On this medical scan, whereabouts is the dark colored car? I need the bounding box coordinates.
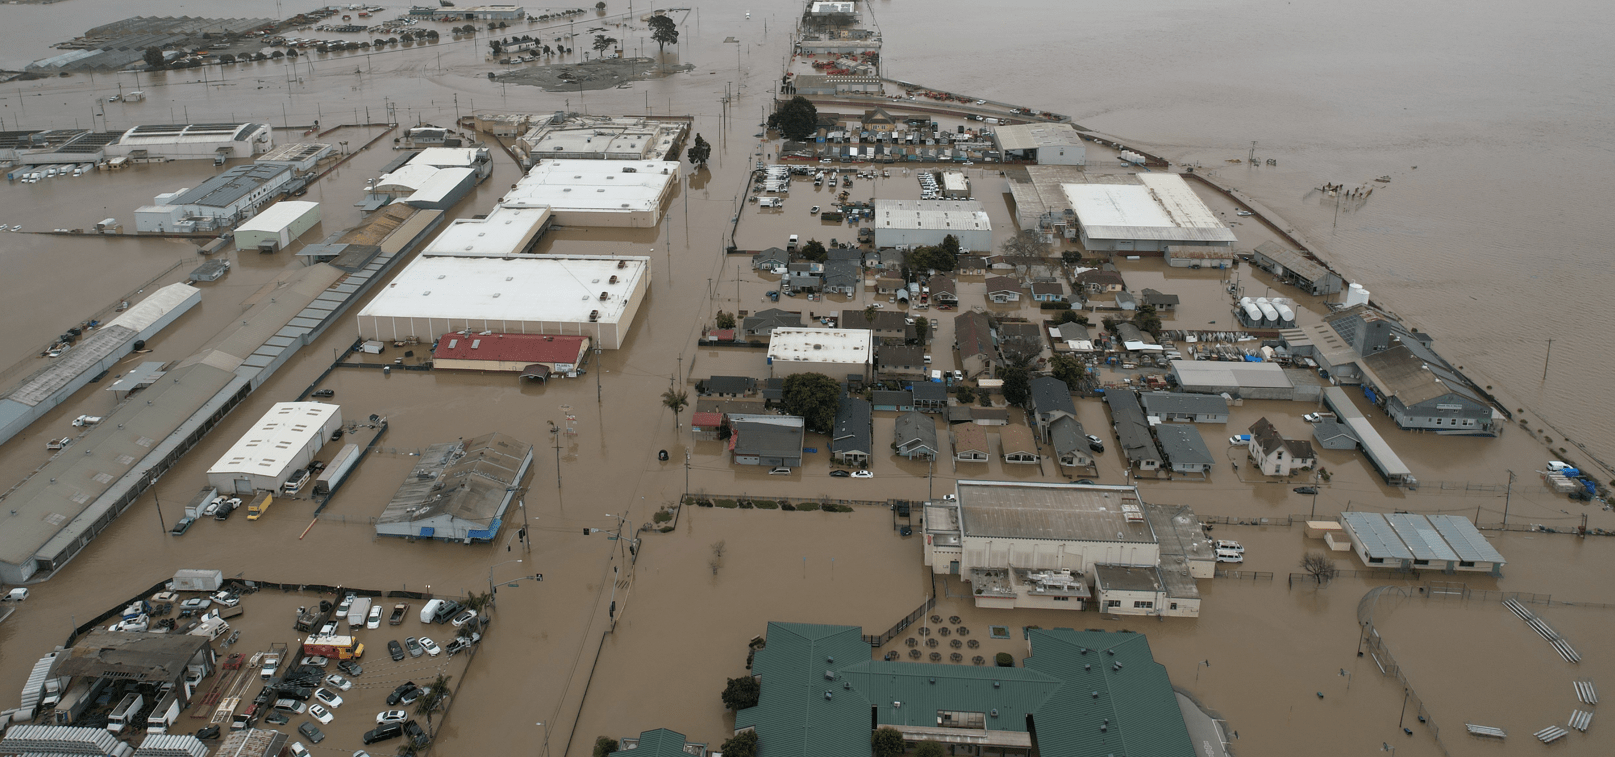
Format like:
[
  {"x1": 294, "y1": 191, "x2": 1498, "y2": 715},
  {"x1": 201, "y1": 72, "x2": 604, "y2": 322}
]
[
  {"x1": 311, "y1": 389, "x2": 335, "y2": 398},
  {"x1": 337, "y1": 659, "x2": 363, "y2": 677},
  {"x1": 364, "y1": 722, "x2": 404, "y2": 745},
  {"x1": 404, "y1": 720, "x2": 429, "y2": 747},
  {"x1": 1293, "y1": 486, "x2": 1319, "y2": 495},
  {"x1": 405, "y1": 637, "x2": 423, "y2": 657},
  {"x1": 298, "y1": 723, "x2": 325, "y2": 744},
  {"x1": 386, "y1": 682, "x2": 421, "y2": 707},
  {"x1": 264, "y1": 711, "x2": 290, "y2": 725},
  {"x1": 1085, "y1": 434, "x2": 1106, "y2": 453},
  {"x1": 277, "y1": 686, "x2": 312, "y2": 701},
  {"x1": 387, "y1": 640, "x2": 404, "y2": 661},
  {"x1": 829, "y1": 470, "x2": 850, "y2": 478},
  {"x1": 194, "y1": 726, "x2": 220, "y2": 740}
]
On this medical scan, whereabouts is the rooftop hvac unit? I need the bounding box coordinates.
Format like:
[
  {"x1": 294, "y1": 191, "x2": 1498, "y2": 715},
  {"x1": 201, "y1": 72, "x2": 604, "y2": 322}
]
[
  {"x1": 617, "y1": 260, "x2": 627, "y2": 268},
  {"x1": 599, "y1": 292, "x2": 609, "y2": 300},
  {"x1": 609, "y1": 275, "x2": 618, "y2": 284},
  {"x1": 589, "y1": 310, "x2": 600, "y2": 322}
]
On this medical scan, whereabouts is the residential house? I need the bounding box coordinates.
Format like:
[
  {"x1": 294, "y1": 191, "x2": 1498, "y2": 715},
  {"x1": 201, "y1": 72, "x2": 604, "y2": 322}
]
[
  {"x1": 862, "y1": 107, "x2": 898, "y2": 132},
  {"x1": 986, "y1": 255, "x2": 1018, "y2": 273},
  {"x1": 1248, "y1": 417, "x2": 1315, "y2": 476},
  {"x1": 1049, "y1": 415, "x2": 1093, "y2": 469},
  {"x1": 953, "y1": 311, "x2": 1000, "y2": 379},
  {"x1": 831, "y1": 397, "x2": 873, "y2": 466},
  {"x1": 1052, "y1": 322, "x2": 1093, "y2": 352},
  {"x1": 741, "y1": 308, "x2": 801, "y2": 338},
  {"x1": 1140, "y1": 289, "x2": 1179, "y2": 312},
  {"x1": 875, "y1": 275, "x2": 908, "y2": 295},
  {"x1": 894, "y1": 411, "x2": 940, "y2": 460},
  {"x1": 871, "y1": 389, "x2": 914, "y2": 412},
  {"x1": 1028, "y1": 376, "x2": 1077, "y2": 441},
  {"x1": 826, "y1": 247, "x2": 863, "y2": 264},
  {"x1": 945, "y1": 406, "x2": 974, "y2": 425},
  {"x1": 1115, "y1": 291, "x2": 1138, "y2": 311},
  {"x1": 986, "y1": 276, "x2": 1022, "y2": 303},
  {"x1": 761, "y1": 378, "x2": 785, "y2": 405},
  {"x1": 752, "y1": 247, "x2": 790, "y2": 270},
  {"x1": 823, "y1": 260, "x2": 859, "y2": 296},
  {"x1": 952, "y1": 424, "x2": 990, "y2": 462},
  {"x1": 784, "y1": 272, "x2": 822, "y2": 293},
  {"x1": 956, "y1": 256, "x2": 988, "y2": 276},
  {"x1": 928, "y1": 274, "x2": 958, "y2": 305},
  {"x1": 1139, "y1": 392, "x2": 1229, "y2": 424},
  {"x1": 996, "y1": 321, "x2": 1046, "y2": 365},
  {"x1": 1031, "y1": 281, "x2": 1068, "y2": 302},
  {"x1": 877, "y1": 344, "x2": 927, "y2": 380},
  {"x1": 971, "y1": 407, "x2": 1009, "y2": 426},
  {"x1": 696, "y1": 397, "x2": 766, "y2": 416},
  {"x1": 1000, "y1": 424, "x2": 1040, "y2": 464},
  {"x1": 729, "y1": 415, "x2": 805, "y2": 468},
  {"x1": 878, "y1": 249, "x2": 905, "y2": 271},
  {"x1": 1155, "y1": 424, "x2": 1214, "y2": 476},
  {"x1": 698, "y1": 376, "x2": 756, "y2": 398},
  {"x1": 911, "y1": 381, "x2": 949, "y2": 412},
  {"x1": 1105, "y1": 388, "x2": 1163, "y2": 471},
  {"x1": 841, "y1": 309, "x2": 916, "y2": 344},
  {"x1": 1075, "y1": 268, "x2": 1126, "y2": 295}
]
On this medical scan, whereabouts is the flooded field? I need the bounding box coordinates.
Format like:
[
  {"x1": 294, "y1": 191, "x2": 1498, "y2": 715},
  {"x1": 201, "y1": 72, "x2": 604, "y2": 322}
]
[{"x1": 0, "y1": 2, "x2": 1612, "y2": 756}]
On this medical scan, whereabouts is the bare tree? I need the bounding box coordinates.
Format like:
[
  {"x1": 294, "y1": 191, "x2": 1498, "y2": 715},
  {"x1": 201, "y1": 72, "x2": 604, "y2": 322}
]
[
  {"x1": 1300, "y1": 551, "x2": 1339, "y2": 584},
  {"x1": 999, "y1": 228, "x2": 1051, "y2": 259},
  {"x1": 709, "y1": 540, "x2": 727, "y2": 575}
]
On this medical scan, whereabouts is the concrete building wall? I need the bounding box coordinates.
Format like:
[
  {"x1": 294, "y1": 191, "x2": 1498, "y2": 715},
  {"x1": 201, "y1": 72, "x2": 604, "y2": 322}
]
[
  {"x1": 1037, "y1": 144, "x2": 1085, "y2": 166},
  {"x1": 962, "y1": 535, "x2": 1159, "y2": 576},
  {"x1": 875, "y1": 226, "x2": 992, "y2": 251}
]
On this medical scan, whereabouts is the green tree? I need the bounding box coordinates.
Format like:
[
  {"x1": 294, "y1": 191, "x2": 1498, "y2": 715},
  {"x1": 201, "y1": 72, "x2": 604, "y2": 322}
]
[
  {"x1": 781, "y1": 373, "x2": 840, "y2": 434},
  {"x1": 592, "y1": 736, "x2": 619, "y2": 757},
  {"x1": 721, "y1": 676, "x2": 761, "y2": 711},
  {"x1": 143, "y1": 47, "x2": 165, "y2": 68},
  {"x1": 768, "y1": 96, "x2": 819, "y2": 141},
  {"x1": 872, "y1": 727, "x2": 906, "y2": 757},
  {"x1": 906, "y1": 245, "x2": 954, "y2": 273},
  {"x1": 799, "y1": 239, "x2": 827, "y2": 262},
  {"x1": 914, "y1": 740, "x2": 946, "y2": 757},
  {"x1": 862, "y1": 305, "x2": 877, "y2": 323},
  {"x1": 1050, "y1": 354, "x2": 1085, "y2": 389},
  {"x1": 940, "y1": 234, "x2": 961, "y2": 256},
  {"x1": 662, "y1": 387, "x2": 690, "y2": 429},
  {"x1": 1061, "y1": 249, "x2": 1084, "y2": 264},
  {"x1": 1057, "y1": 309, "x2": 1089, "y2": 326},
  {"x1": 218, "y1": 53, "x2": 237, "y2": 64},
  {"x1": 1133, "y1": 304, "x2": 1163, "y2": 338},
  {"x1": 915, "y1": 318, "x2": 930, "y2": 342},
  {"x1": 595, "y1": 1, "x2": 606, "y2": 8},
  {"x1": 414, "y1": 673, "x2": 452, "y2": 730},
  {"x1": 592, "y1": 34, "x2": 617, "y2": 55},
  {"x1": 715, "y1": 310, "x2": 736, "y2": 330},
  {"x1": 686, "y1": 133, "x2": 711, "y2": 167},
  {"x1": 955, "y1": 385, "x2": 976, "y2": 404},
  {"x1": 999, "y1": 365, "x2": 1030, "y2": 407},
  {"x1": 720, "y1": 730, "x2": 758, "y2": 757},
  {"x1": 648, "y1": 14, "x2": 679, "y2": 51}
]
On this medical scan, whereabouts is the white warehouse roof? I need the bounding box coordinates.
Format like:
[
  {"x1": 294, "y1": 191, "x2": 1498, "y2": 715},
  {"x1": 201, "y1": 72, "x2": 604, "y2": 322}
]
[
  {"x1": 767, "y1": 327, "x2": 873, "y2": 365},
  {"x1": 235, "y1": 201, "x2": 319, "y2": 234},
  {"x1": 1063, "y1": 174, "x2": 1236, "y2": 244},
  {"x1": 504, "y1": 159, "x2": 678, "y2": 214},
  {"x1": 874, "y1": 199, "x2": 991, "y2": 233},
  {"x1": 359, "y1": 254, "x2": 649, "y2": 328},
  {"x1": 374, "y1": 163, "x2": 442, "y2": 193},
  {"x1": 994, "y1": 122, "x2": 1084, "y2": 151},
  {"x1": 423, "y1": 204, "x2": 550, "y2": 255},
  {"x1": 407, "y1": 167, "x2": 476, "y2": 205},
  {"x1": 206, "y1": 402, "x2": 340, "y2": 482},
  {"x1": 409, "y1": 147, "x2": 483, "y2": 169}
]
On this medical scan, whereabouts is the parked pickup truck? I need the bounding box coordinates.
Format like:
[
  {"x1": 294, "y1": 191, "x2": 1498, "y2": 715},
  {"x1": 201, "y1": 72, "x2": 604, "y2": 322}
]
[{"x1": 387, "y1": 603, "x2": 409, "y2": 626}]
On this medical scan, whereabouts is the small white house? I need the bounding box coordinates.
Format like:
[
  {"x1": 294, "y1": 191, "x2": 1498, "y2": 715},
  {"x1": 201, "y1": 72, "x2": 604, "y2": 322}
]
[{"x1": 1248, "y1": 417, "x2": 1316, "y2": 476}]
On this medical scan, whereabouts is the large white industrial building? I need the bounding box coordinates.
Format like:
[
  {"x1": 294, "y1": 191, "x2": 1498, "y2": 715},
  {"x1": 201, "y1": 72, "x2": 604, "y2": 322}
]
[
  {"x1": 206, "y1": 402, "x2": 342, "y2": 494},
  {"x1": 422, "y1": 204, "x2": 551, "y2": 256},
  {"x1": 1063, "y1": 174, "x2": 1236, "y2": 252},
  {"x1": 515, "y1": 115, "x2": 688, "y2": 165},
  {"x1": 356, "y1": 254, "x2": 650, "y2": 349},
  {"x1": 765, "y1": 327, "x2": 873, "y2": 380},
  {"x1": 233, "y1": 201, "x2": 321, "y2": 251},
  {"x1": 105, "y1": 123, "x2": 273, "y2": 161},
  {"x1": 502, "y1": 159, "x2": 679, "y2": 228},
  {"x1": 993, "y1": 122, "x2": 1086, "y2": 165},
  {"x1": 134, "y1": 164, "x2": 295, "y2": 232},
  {"x1": 872, "y1": 199, "x2": 992, "y2": 251}
]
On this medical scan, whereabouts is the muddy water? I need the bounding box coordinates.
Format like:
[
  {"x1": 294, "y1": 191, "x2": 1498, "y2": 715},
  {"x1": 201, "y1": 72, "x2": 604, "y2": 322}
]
[{"x1": 1, "y1": 2, "x2": 1613, "y2": 756}]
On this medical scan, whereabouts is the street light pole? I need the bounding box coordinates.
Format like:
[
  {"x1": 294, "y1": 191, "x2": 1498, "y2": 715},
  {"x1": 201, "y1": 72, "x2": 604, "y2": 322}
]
[{"x1": 488, "y1": 559, "x2": 522, "y2": 605}]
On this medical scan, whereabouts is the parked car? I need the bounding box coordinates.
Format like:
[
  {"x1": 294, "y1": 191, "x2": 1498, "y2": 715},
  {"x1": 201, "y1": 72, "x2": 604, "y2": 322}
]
[
  {"x1": 386, "y1": 682, "x2": 422, "y2": 707},
  {"x1": 375, "y1": 710, "x2": 408, "y2": 725},
  {"x1": 363, "y1": 722, "x2": 403, "y2": 745},
  {"x1": 446, "y1": 632, "x2": 481, "y2": 657},
  {"x1": 299, "y1": 656, "x2": 329, "y2": 668},
  {"x1": 264, "y1": 711, "x2": 290, "y2": 725},
  {"x1": 179, "y1": 597, "x2": 212, "y2": 611},
  {"x1": 387, "y1": 641, "x2": 404, "y2": 661},
  {"x1": 1215, "y1": 540, "x2": 1244, "y2": 553},
  {"x1": 851, "y1": 471, "x2": 873, "y2": 479},
  {"x1": 419, "y1": 637, "x2": 441, "y2": 656},
  {"x1": 367, "y1": 606, "x2": 383, "y2": 629},
  {"x1": 450, "y1": 609, "x2": 478, "y2": 627},
  {"x1": 314, "y1": 689, "x2": 343, "y2": 708},
  {"x1": 323, "y1": 674, "x2": 352, "y2": 691},
  {"x1": 298, "y1": 722, "x2": 325, "y2": 743},
  {"x1": 404, "y1": 637, "x2": 423, "y2": 658},
  {"x1": 1228, "y1": 434, "x2": 1251, "y2": 445},
  {"x1": 308, "y1": 704, "x2": 334, "y2": 724},
  {"x1": 403, "y1": 720, "x2": 428, "y2": 747},
  {"x1": 1085, "y1": 434, "x2": 1105, "y2": 453},
  {"x1": 194, "y1": 726, "x2": 220, "y2": 740},
  {"x1": 337, "y1": 659, "x2": 363, "y2": 677},
  {"x1": 1303, "y1": 412, "x2": 1336, "y2": 422},
  {"x1": 288, "y1": 742, "x2": 311, "y2": 757},
  {"x1": 829, "y1": 470, "x2": 850, "y2": 478},
  {"x1": 311, "y1": 389, "x2": 335, "y2": 398},
  {"x1": 1215, "y1": 549, "x2": 1244, "y2": 564},
  {"x1": 1293, "y1": 486, "x2": 1318, "y2": 495},
  {"x1": 318, "y1": 622, "x2": 339, "y2": 636}
]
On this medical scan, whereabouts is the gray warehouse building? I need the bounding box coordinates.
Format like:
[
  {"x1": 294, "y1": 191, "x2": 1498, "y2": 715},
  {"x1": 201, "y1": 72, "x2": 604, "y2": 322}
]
[
  {"x1": 1251, "y1": 241, "x2": 1344, "y2": 296},
  {"x1": 1170, "y1": 360, "x2": 1297, "y2": 401},
  {"x1": 1140, "y1": 392, "x2": 1229, "y2": 423},
  {"x1": 376, "y1": 433, "x2": 533, "y2": 543},
  {"x1": 872, "y1": 199, "x2": 992, "y2": 251}
]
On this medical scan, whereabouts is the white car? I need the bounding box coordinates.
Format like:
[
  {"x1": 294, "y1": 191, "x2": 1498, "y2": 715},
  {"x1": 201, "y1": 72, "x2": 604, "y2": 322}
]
[
  {"x1": 366, "y1": 606, "x2": 383, "y2": 630},
  {"x1": 314, "y1": 689, "x2": 343, "y2": 708},
  {"x1": 419, "y1": 637, "x2": 441, "y2": 656},
  {"x1": 851, "y1": 471, "x2": 873, "y2": 479},
  {"x1": 376, "y1": 710, "x2": 408, "y2": 725},
  {"x1": 323, "y1": 674, "x2": 352, "y2": 691},
  {"x1": 211, "y1": 591, "x2": 240, "y2": 607},
  {"x1": 450, "y1": 609, "x2": 479, "y2": 627},
  {"x1": 289, "y1": 743, "x2": 311, "y2": 757},
  {"x1": 1302, "y1": 412, "x2": 1335, "y2": 423},
  {"x1": 309, "y1": 704, "x2": 334, "y2": 724},
  {"x1": 1546, "y1": 461, "x2": 1573, "y2": 472},
  {"x1": 1214, "y1": 540, "x2": 1244, "y2": 553}
]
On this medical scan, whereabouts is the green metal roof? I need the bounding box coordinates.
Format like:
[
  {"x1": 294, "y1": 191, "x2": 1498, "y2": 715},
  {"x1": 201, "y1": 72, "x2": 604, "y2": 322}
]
[
  {"x1": 610, "y1": 728, "x2": 693, "y2": 757},
  {"x1": 738, "y1": 622, "x2": 1194, "y2": 757}
]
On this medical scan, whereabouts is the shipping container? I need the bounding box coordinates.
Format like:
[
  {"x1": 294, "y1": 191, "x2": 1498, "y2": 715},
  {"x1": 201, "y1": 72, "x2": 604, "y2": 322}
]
[{"x1": 314, "y1": 444, "x2": 361, "y2": 496}]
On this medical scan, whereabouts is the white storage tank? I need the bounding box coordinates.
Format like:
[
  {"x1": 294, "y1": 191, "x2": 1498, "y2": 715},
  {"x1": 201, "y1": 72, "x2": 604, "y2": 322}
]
[
  {"x1": 1242, "y1": 301, "x2": 1263, "y2": 323},
  {"x1": 1256, "y1": 298, "x2": 1280, "y2": 323},
  {"x1": 1345, "y1": 283, "x2": 1370, "y2": 307}
]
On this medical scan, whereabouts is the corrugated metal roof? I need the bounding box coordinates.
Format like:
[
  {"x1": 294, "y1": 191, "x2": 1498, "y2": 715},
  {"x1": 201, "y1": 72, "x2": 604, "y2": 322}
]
[
  {"x1": 1429, "y1": 515, "x2": 1506, "y2": 564},
  {"x1": 1385, "y1": 513, "x2": 1459, "y2": 562},
  {"x1": 1339, "y1": 512, "x2": 1413, "y2": 560}
]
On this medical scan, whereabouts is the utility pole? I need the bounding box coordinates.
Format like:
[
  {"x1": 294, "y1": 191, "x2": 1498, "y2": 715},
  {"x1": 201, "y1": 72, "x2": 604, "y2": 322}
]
[
  {"x1": 684, "y1": 451, "x2": 691, "y2": 502},
  {"x1": 1502, "y1": 470, "x2": 1514, "y2": 526},
  {"x1": 547, "y1": 421, "x2": 563, "y2": 508},
  {"x1": 594, "y1": 348, "x2": 603, "y2": 403},
  {"x1": 1542, "y1": 339, "x2": 1553, "y2": 381},
  {"x1": 150, "y1": 474, "x2": 166, "y2": 533},
  {"x1": 1310, "y1": 473, "x2": 1320, "y2": 518}
]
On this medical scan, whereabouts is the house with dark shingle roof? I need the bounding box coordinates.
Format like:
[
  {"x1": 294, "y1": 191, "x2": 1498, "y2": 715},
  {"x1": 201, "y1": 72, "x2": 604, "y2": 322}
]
[
  {"x1": 736, "y1": 622, "x2": 1196, "y2": 757},
  {"x1": 953, "y1": 311, "x2": 1000, "y2": 379},
  {"x1": 1248, "y1": 417, "x2": 1315, "y2": 476},
  {"x1": 1028, "y1": 376, "x2": 1076, "y2": 440},
  {"x1": 752, "y1": 247, "x2": 791, "y2": 270},
  {"x1": 927, "y1": 274, "x2": 958, "y2": 304},
  {"x1": 893, "y1": 411, "x2": 939, "y2": 460},
  {"x1": 699, "y1": 376, "x2": 757, "y2": 397},
  {"x1": 831, "y1": 397, "x2": 873, "y2": 466},
  {"x1": 1049, "y1": 415, "x2": 1093, "y2": 469},
  {"x1": 985, "y1": 275, "x2": 1022, "y2": 303},
  {"x1": 877, "y1": 344, "x2": 926, "y2": 380},
  {"x1": 742, "y1": 308, "x2": 802, "y2": 338},
  {"x1": 952, "y1": 424, "x2": 990, "y2": 462}
]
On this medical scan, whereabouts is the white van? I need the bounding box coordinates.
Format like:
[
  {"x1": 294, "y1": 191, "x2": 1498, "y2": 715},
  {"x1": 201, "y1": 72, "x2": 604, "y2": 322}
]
[
  {"x1": 419, "y1": 599, "x2": 446, "y2": 624},
  {"x1": 1546, "y1": 461, "x2": 1573, "y2": 472},
  {"x1": 1215, "y1": 549, "x2": 1244, "y2": 564},
  {"x1": 758, "y1": 197, "x2": 783, "y2": 208},
  {"x1": 787, "y1": 234, "x2": 799, "y2": 250}
]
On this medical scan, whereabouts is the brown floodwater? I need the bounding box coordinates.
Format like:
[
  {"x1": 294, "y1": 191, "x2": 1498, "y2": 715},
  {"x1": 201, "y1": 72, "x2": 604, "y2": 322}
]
[{"x1": 2, "y1": 3, "x2": 1614, "y2": 757}]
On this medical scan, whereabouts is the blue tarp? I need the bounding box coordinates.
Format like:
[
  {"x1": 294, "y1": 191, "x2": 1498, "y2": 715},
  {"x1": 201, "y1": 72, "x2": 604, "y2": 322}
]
[
  {"x1": 419, "y1": 526, "x2": 435, "y2": 537},
  {"x1": 1243, "y1": 354, "x2": 1263, "y2": 362},
  {"x1": 1364, "y1": 387, "x2": 1379, "y2": 403}
]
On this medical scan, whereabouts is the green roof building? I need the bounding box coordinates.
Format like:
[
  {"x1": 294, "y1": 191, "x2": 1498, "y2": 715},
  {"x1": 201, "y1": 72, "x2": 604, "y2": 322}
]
[
  {"x1": 609, "y1": 728, "x2": 707, "y2": 757},
  {"x1": 736, "y1": 622, "x2": 1194, "y2": 757}
]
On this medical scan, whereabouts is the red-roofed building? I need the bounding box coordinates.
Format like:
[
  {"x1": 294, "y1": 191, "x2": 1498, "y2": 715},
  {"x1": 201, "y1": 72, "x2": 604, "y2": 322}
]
[
  {"x1": 691, "y1": 411, "x2": 726, "y2": 441},
  {"x1": 433, "y1": 333, "x2": 591, "y2": 380}
]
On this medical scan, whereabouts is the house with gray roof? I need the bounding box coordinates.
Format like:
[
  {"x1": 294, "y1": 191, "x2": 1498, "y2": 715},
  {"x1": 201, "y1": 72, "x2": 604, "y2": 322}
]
[
  {"x1": 893, "y1": 411, "x2": 939, "y2": 460},
  {"x1": 1247, "y1": 417, "x2": 1314, "y2": 476},
  {"x1": 877, "y1": 344, "x2": 926, "y2": 380},
  {"x1": 927, "y1": 274, "x2": 958, "y2": 304},
  {"x1": 1139, "y1": 288, "x2": 1179, "y2": 311},
  {"x1": 1104, "y1": 389, "x2": 1162, "y2": 471},
  {"x1": 1154, "y1": 424, "x2": 1214, "y2": 476},
  {"x1": 1028, "y1": 376, "x2": 1076, "y2": 440},
  {"x1": 870, "y1": 389, "x2": 913, "y2": 412},
  {"x1": 699, "y1": 375, "x2": 757, "y2": 397},
  {"x1": 730, "y1": 415, "x2": 804, "y2": 468},
  {"x1": 742, "y1": 308, "x2": 801, "y2": 338},
  {"x1": 830, "y1": 397, "x2": 873, "y2": 466},
  {"x1": 823, "y1": 259, "x2": 859, "y2": 296},
  {"x1": 1139, "y1": 392, "x2": 1228, "y2": 423},
  {"x1": 910, "y1": 381, "x2": 948, "y2": 412},
  {"x1": 953, "y1": 311, "x2": 999, "y2": 379},
  {"x1": 752, "y1": 247, "x2": 790, "y2": 270},
  {"x1": 1048, "y1": 415, "x2": 1093, "y2": 469},
  {"x1": 986, "y1": 275, "x2": 1022, "y2": 303}
]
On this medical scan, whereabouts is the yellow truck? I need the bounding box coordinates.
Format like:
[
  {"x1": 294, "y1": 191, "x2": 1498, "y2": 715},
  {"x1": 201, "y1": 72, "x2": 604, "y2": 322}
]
[{"x1": 246, "y1": 492, "x2": 274, "y2": 521}]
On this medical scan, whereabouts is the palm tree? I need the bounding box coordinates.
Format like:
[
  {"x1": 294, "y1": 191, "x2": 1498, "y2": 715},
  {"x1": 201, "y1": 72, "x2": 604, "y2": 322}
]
[
  {"x1": 661, "y1": 387, "x2": 689, "y2": 429},
  {"x1": 414, "y1": 673, "x2": 454, "y2": 730}
]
